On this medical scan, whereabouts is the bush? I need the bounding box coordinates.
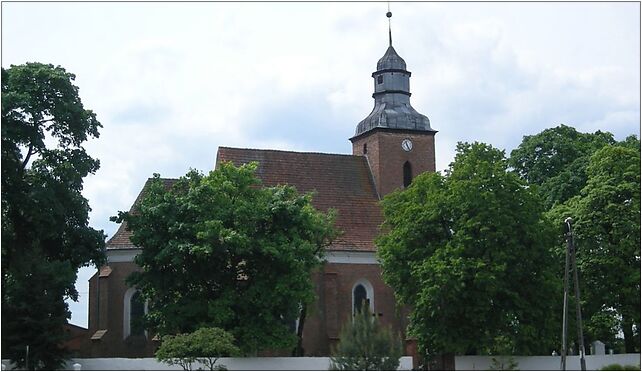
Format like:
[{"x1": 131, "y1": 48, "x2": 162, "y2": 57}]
[
  {"x1": 600, "y1": 364, "x2": 640, "y2": 371},
  {"x1": 489, "y1": 356, "x2": 519, "y2": 370},
  {"x1": 156, "y1": 327, "x2": 240, "y2": 371},
  {"x1": 330, "y1": 306, "x2": 402, "y2": 370}
]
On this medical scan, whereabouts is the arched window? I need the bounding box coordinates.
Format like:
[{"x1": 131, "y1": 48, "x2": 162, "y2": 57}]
[
  {"x1": 363, "y1": 143, "x2": 368, "y2": 154},
  {"x1": 403, "y1": 161, "x2": 412, "y2": 188},
  {"x1": 352, "y1": 280, "x2": 374, "y2": 316},
  {"x1": 123, "y1": 288, "x2": 147, "y2": 339},
  {"x1": 130, "y1": 292, "x2": 145, "y2": 336},
  {"x1": 354, "y1": 285, "x2": 368, "y2": 314}
]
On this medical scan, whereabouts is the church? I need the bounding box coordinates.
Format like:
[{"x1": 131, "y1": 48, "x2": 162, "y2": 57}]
[{"x1": 83, "y1": 16, "x2": 437, "y2": 359}]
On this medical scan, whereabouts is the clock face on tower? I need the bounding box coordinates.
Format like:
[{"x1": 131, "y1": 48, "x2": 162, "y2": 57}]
[{"x1": 401, "y1": 138, "x2": 413, "y2": 152}]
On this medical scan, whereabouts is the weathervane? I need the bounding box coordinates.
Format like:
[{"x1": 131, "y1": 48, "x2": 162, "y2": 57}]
[{"x1": 387, "y1": 2, "x2": 393, "y2": 47}]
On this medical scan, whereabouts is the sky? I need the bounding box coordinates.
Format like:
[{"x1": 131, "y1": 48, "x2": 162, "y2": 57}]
[{"x1": 2, "y1": 2, "x2": 640, "y2": 328}]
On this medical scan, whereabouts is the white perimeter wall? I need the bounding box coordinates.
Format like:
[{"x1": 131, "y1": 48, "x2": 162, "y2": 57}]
[
  {"x1": 455, "y1": 354, "x2": 641, "y2": 370},
  {"x1": 4, "y1": 355, "x2": 639, "y2": 371},
  {"x1": 45, "y1": 356, "x2": 413, "y2": 371}
]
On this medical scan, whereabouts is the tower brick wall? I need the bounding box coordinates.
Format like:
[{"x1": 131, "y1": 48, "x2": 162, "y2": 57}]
[{"x1": 352, "y1": 130, "x2": 436, "y2": 197}]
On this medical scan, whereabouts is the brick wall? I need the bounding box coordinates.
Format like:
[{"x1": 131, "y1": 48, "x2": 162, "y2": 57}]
[
  {"x1": 87, "y1": 262, "x2": 158, "y2": 358},
  {"x1": 84, "y1": 261, "x2": 409, "y2": 358},
  {"x1": 351, "y1": 129, "x2": 436, "y2": 197},
  {"x1": 300, "y1": 262, "x2": 409, "y2": 356}
]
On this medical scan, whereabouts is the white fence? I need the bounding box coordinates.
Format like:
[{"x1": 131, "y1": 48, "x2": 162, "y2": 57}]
[
  {"x1": 52, "y1": 356, "x2": 414, "y2": 370},
  {"x1": 455, "y1": 353, "x2": 640, "y2": 370},
  {"x1": 3, "y1": 354, "x2": 639, "y2": 370}
]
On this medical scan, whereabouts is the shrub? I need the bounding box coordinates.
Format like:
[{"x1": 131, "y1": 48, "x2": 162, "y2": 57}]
[
  {"x1": 330, "y1": 306, "x2": 402, "y2": 370},
  {"x1": 600, "y1": 364, "x2": 640, "y2": 371},
  {"x1": 156, "y1": 327, "x2": 240, "y2": 371},
  {"x1": 489, "y1": 356, "x2": 519, "y2": 370}
]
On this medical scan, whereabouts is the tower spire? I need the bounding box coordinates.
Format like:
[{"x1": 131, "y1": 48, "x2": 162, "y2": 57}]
[
  {"x1": 353, "y1": 12, "x2": 434, "y2": 139},
  {"x1": 387, "y1": 3, "x2": 392, "y2": 47}
]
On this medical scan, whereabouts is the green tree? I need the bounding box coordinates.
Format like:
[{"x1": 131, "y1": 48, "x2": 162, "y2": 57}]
[
  {"x1": 114, "y1": 162, "x2": 337, "y2": 354},
  {"x1": 377, "y1": 142, "x2": 558, "y2": 362},
  {"x1": 156, "y1": 327, "x2": 240, "y2": 371},
  {"x1": 509, "y1": 124, "x2": 615, "y2": 209},
  {"x1": 549, "y1": 142, "x2": 640, "y2": 352},
  {"x1": 330, "y1": 306, "x2": 402, "y2": 371},
  {"x1": 618, "y1": 134, "x2": 641, "y2": 151},
  {"x1": 511, "y1": 124, "x2": 640, "y2": 352},
  {"x1": 1, "y1": 63, "x2": 105, "y2": 369}
]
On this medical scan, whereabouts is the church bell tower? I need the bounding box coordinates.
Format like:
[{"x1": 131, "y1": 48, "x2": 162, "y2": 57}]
[{"x1": 350, "y1": 11, "x2": 437, "y2": 197}]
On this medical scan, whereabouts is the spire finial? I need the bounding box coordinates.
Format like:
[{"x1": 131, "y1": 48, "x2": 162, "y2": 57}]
[{"x1": 386, "y1": 3, "x2": 392, "y2": 47}]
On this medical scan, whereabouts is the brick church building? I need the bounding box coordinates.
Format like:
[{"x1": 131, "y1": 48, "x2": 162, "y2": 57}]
[{"x1": 84, "y1": 28, "x2": 437, "y2": 358}]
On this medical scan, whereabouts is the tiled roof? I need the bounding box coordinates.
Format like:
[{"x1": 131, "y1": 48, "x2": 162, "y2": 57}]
[
  {"x1": 106, "y1": 178, "x2": 177, "y2": 249},
  {"x1": 217, "y1": 147, "x2": 381, "y2": 252},
  {"x1": 107, "y1": 148, "x2": 381, "y2": 252}
]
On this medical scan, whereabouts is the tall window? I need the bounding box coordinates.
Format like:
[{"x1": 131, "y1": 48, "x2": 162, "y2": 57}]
[
  {"x1": 403, "y1": 161, "x2": 413, "y2": 187},
  {"x1": 354, "y1": 285, "x2": 368, "y2": 314},
  {"x1": 130, "y1": 292, "x2": 145, "y2": 336},
  {"x1": 352, "y1": 280, "x2": 374, "y2": 316},
  {"x1": 123, "y1": 288, "x2": 147, "y2": 339},
  {"x1": 363, "y1": 143, "x2": 368, "y2": 154}
]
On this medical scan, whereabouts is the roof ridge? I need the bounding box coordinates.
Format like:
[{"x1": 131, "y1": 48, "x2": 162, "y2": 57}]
[
  {"x1": 218, "y1": 146, "x2": 363, "y2": 158},
  {"x1": 146, "y1": 177, "x2": 179, "y2": 181}
]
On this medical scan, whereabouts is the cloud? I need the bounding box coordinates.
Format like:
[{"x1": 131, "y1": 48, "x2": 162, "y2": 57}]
[{"x1": 406, "y1": 3, "x2": 639, "y2": 164}]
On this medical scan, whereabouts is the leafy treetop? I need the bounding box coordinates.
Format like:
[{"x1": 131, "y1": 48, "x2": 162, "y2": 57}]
[
  {"x1": 1, "y1": 63, "x2": 105, "y2": 369},
  {"x1": 548, "y1": 141, "x2": 640, "y2": 352},
  {"x1": 114, "y1": 162, "x2": 337, "y2": 354},
  {"x1": 377, "y1": 142, "x2": 558, "y2": 359},
  {"x1": 509, "y1": 124, "x2": 615, "y2": 208}
]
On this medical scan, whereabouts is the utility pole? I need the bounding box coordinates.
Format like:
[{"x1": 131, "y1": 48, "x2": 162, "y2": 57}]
[
  {"x1": 560, "y1": 217, "x2": 586, "y2": 371},
  {"x1": 561, "y1": 218, "x2": 571, "y2": 371},
  {"x1": 568, "y1": 218, "x2": 587, "y2": 370}
]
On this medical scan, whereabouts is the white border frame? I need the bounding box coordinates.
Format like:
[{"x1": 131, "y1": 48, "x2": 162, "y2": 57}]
[
  {"x1": 123, "y1": 288, "x2": 148, "y2": 339},
  {"x1": 107, "y1": 248, "x2": 141, "y2": 263},
  {"x1": 326, "y1": 251, "x2": 378, "y2": 264},
  {"x1": 108, "y1": 249, "x2": 379, "y2": 265}
]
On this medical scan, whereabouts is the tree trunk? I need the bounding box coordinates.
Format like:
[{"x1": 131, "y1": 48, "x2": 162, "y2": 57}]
[
  {"x1": 292, "y1": 304, "x2": 307, "y2": 356},
  {"x1": 622, "y1": 317, "x2": 635, "y2": 353}
]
